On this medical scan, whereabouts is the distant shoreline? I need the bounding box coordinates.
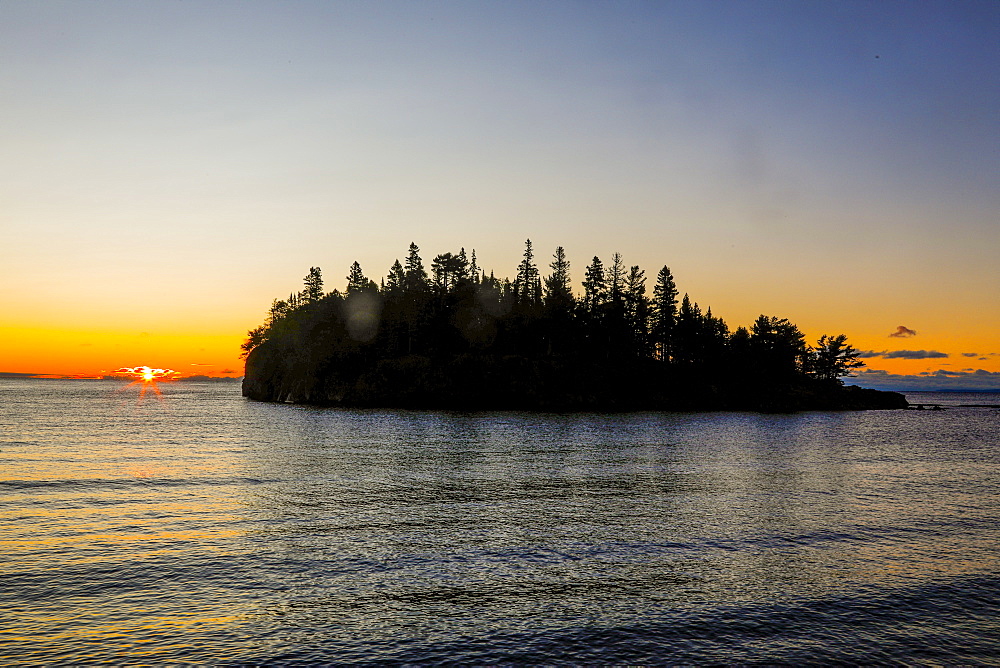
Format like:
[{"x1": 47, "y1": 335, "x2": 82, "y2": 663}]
[{"x1": 0, "y1": 372, "x2": 243, "y2": 382}]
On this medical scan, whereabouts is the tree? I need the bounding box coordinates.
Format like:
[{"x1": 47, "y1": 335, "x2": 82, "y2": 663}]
[
  {"x1": 651, "y1": 266, "x2": 678, "y2": 361},
  {"x1": 543, "y1": 246, "x2": 573, "y2": 310},
  {"x1": 624, "y1": 265, "x2": 649, "y2": 356},
  {"x1": 582, "y1": 256, "x2": 607, "y2": 312},
  {"x1": 468, "y1": 249, "x2": 481, "y2": 284},
  {"x1": 302, "y1": 266, "x2": 324, "y2": 303},
  {"x1": 269, "y1": 298, "x2": 290, "y2": 323},
  {"x1": 431, "y1": 251, "x2": 469, "y2": 294},
  {"x1": 672, "y1": 294, "x2": 702, "y2": 366},
  {"x1": 403, "y1": 243, "x2": 429, "y2": 294},
  {"x1": 608, "y1": 252, "x2": 626, "y2": 304},
  {"x1": 750, "y1": 315, "x2": 808, "y2": 377},
  {"x1": 384, "y1": 259, "x2": 405, "y2": 298},
  {"x1": 455, "y1": 248, "x2": 471, "y2": 285},
  {"x1": 514, "y1": 239, "x2": 541, "y2": 306},
  {"x1": 810, "y1": 334, "x2": 864, "y2": 382},
  {"x1": 240, "y1": 325, "x2": 268, "y2": 358},
  {"x1": 346, "y1": 261, "x2": 375, "y2": 295}
]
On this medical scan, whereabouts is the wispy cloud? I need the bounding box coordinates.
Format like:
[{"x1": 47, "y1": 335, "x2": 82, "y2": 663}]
[
  {"x1": 883, "y1": 350, "x2": 948, "y2": 359},
  {"x1": 888, "y1": 326, "x2": 917, "y2": 338},
  {"x1": 962, "y1": 352, "x2": 979, "y2": 357},
  {"x1": 858, "y1": 350, "x2": 949, "y2": 360},
  {"x1": 851, "y1": 368, "x2": 1000, "y2": 391}
]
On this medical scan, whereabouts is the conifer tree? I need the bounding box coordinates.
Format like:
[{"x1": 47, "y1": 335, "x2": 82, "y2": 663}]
[
  {"x1": 514, "y1": 239, "x2": 540, "y2": 306},
  {"x1": 455, "y1": 248, "x2": 471, "y2": 284},
  {"x1": 468, "y1": 249, "x2": 480, "y2": 285},
  {"x1": 672, "y1": 294, "x2": 702, "y2": 366},
  {"x1": 346, "y1": 261, "x2": 372, "y2": 294},
  {"x1": 608, "y1": 252, "x2": 626, "y2": 304},
  {"x1": 385, "y1": 260, "x2": 405, "y2": 297},
  {"x1": 302, "y1": 266, "x2": 324, "y2": 303},
  {"x1": 651, "y1": 265, "x2": 678, "y2": 361},
  {"x1": 543, "y1": 246, "x2": 573, "y2": 309},
  {"x1": 625, "y1": 265, "x2": 649, "y2": 356},
  {"x1": 403, "y1": 243, "x2": 429, "y2": 294},
  {"x1": 582, "y1": 256, "x2": 607, "y2": 312},
  {"x1": 751, "y1": 315, "x2": 808, "y2": 378},
  {"x1": 810, "y1": 334, "x2": 864, "y2": 382},
  {"x1": 431, "y1": 252, "x2": 456, "y2": 294}
]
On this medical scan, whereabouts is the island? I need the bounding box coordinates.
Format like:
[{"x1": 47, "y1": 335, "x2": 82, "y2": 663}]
[{"x1": 242, "y1": 241, "x2": 907, "y2": 412}]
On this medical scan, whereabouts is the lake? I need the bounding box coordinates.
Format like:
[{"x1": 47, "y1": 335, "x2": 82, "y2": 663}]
[{"x1": 2, "y1": 378, "x2": 998, "y2": 664}]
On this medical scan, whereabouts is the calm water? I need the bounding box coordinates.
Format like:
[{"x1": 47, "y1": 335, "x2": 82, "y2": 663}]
[{"x1": 2, "y1": 379, "x2": 999, "y2": 664}]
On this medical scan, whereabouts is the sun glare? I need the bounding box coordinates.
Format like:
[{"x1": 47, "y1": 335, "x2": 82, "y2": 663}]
[
  {"x1": 113, "y1": 366, "x2": 180, "y2": 401},
  {"x1": 114, "y1": 365, "x2": 179, "y2": 381}
]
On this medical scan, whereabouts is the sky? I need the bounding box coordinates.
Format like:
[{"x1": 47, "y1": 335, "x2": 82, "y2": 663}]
[{"x1": 1, "y1": 0, "x2": 998, "y2": 389}]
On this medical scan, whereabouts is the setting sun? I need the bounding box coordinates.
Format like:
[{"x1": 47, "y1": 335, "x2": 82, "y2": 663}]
[{"x1": 114, "y1": 366, "x2": 181, "y2": 382}]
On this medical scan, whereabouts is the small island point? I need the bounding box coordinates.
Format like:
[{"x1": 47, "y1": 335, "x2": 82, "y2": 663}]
[{"x1": 242, "y1": 241, "x2": 907, "y2": 413}]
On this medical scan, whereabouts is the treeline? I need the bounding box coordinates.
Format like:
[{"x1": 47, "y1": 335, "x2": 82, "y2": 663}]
[{"x1": 241, "y1": 241, "x2": 891, "y2": 411}]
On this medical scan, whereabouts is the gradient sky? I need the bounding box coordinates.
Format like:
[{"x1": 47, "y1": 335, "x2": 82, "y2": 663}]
[{"x1": 2, "y1": 0, "x2": 998, "y2": 388}]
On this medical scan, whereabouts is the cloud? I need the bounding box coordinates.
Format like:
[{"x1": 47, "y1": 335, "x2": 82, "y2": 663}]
[
  {"x1": 220, "y1": 369, "x2": 236, "y2": 374},
  {"x1": 190, "y1": 363, "x2": 213, "y2": 366},
  {"x1": 850, "y1": 368, "x2": 1000, "y2": 391},
  {"x1": 882, "y1": 350, "x2": 949, "y2": 359},
  {"x1": 858, "y1": 350, "x2": 949, "y2": 360},
  {"x1": 962, "y1": 352, "x2": 979, "y2": 357},
  {"x1": 888, "y1": 326, "x2": 917, "y2": 338}
]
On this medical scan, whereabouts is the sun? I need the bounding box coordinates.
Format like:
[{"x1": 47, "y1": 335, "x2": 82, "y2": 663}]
[
  {"x1": 113, "y1": 365, "x2": 180, "y2": 382},
  {"x1": 113, "y1": 365, "x2": 181, "y2": 402}
]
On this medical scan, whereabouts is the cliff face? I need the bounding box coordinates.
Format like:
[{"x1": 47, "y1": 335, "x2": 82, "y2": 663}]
[
  {"x1": 242, "y1": 341, "x2": 337, "y2": 404},
  {"x1": 242, "y1": 341, "x2": 907, "y2": 412}
]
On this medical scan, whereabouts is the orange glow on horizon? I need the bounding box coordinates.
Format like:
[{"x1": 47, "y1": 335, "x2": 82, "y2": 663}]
[{"x1": 0, "y1": 326, "x2": 245, "y2": 378}]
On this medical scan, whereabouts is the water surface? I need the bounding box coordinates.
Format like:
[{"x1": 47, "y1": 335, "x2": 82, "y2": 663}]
[{"x1": 2, "y1": 379, "x2": 998, "y2": 663}]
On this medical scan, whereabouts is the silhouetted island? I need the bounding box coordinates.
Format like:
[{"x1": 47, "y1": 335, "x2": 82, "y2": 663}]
[{"x1": 242, "y1": 241, "x2": 907, "y2": 412}]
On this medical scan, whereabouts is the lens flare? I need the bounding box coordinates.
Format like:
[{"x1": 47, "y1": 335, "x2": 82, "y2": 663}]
[
  {"x1": 113, "y1": 366, "x2": 180, "y2": 401},
  {"x1": 114, "y1": 366, "x2": 180, "y2": 381}
]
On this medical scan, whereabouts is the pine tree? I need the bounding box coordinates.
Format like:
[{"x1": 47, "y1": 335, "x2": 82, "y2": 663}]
[
  {"x1": 431, "y1": 252, "x2": 455, "y2": 294},
  {"x1": 810, "y1": 334, "x2": 864, "y2": 382},
  {"x1": 543, "y1": 246, "x2": 573, "y2": 309},
  {"x1": 625, "y1": 265, "x2": 649, "y2": 357},
  {"x1": 750, "y1": 315, "x2": 808, "y2": 378},
  {"x1": 403, "y1": 243, "x2": 429, "y2": 294},
  {"x1": 468, "y1": 249, "x2": 480, "y2": 285},
  {"x1": 385, "y1": 260, "x2": 405, "y2": 297},
  {"x1": 455, "y1": 248, "x2": 471, "y2": 285},
  {"x1": 672, "y1": 294, "x2": 702, "y2": 366},
  {"x1": 346, "y1": 261, "x2": 371, "y2": 294},
  {"x1": 582, "y1": 256, "x2": 607, "y2": 312},
  {"x1": 651, "y1": 265, "x2": 678, "y2": 361},
  {"x1": 514, "y1": 239, "x2": 540, "y2": 306},
  {"x1": 608, "y1": 252, "x2": 626, "y2": 304},
  {"x1": 302, "y1": 266, "x2": 324, "y2": 303}
]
